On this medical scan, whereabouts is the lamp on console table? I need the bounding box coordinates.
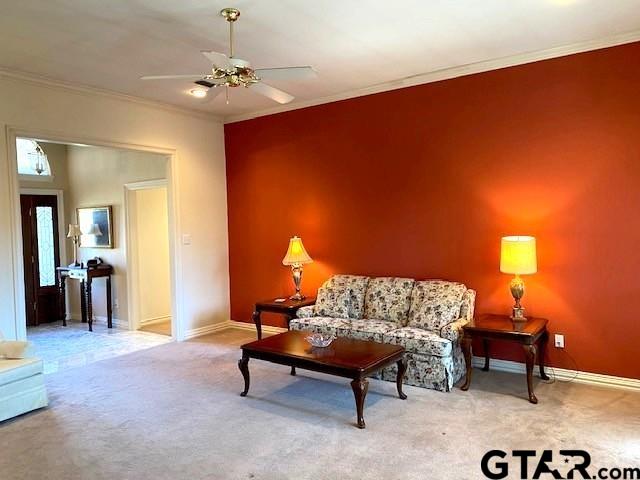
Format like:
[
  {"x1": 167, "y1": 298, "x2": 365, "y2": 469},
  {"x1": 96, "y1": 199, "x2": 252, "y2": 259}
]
[
  {"x1": 66, "y1": 224, "x2": 82, "y2": 267},
  {"x1": 500, "y1": 235, "x2": 537, "y2": 322},
  {"x1": 282, "y1": 236, "x2": 313, "y2": 300}
]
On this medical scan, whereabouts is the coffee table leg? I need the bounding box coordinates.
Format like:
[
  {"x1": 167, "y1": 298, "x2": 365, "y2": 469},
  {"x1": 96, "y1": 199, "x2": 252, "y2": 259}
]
[
  {"x1": 396, "y1": 358, "x2": 408, "y2": 400},
  {"x1": 238, "y1": 353, "x2": 250, "y2": 397},
  {"x1": 290, "y1": 366, "x2": 296, "y2": 376},
  {"x1": 350, "y1": 377, "x2": 369, "y2": 429},
  {"x1": 523, "y1": 344, "x2": 538, "y2": 404},
  {"x1": 461, "y1": 335, "x2": 473, "y2": 391}
]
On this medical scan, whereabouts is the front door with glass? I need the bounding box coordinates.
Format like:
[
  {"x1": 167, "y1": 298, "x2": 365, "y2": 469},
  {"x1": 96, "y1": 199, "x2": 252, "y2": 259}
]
[{"x1": 20, "y1": 194, "x2": 61, "y2": 326}]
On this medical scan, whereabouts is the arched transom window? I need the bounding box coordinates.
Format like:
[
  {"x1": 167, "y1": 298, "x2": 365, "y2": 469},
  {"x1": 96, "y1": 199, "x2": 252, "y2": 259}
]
[{"x1": 16, "y1": 138, "x2": 52, "y2": 177}]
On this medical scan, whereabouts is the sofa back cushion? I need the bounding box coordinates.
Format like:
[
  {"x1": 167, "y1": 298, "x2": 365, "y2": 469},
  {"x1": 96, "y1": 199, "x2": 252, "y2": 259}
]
[
  {"x1": 314, "y1": 285, "x2": 350, "y2": 318},
  {"x1": 364, "y1": 277, "x2": 415, "y2": 324},
  {"x1": 408, "y1": 280, "x2": 468, "y2": 330},
  {"x1": 320, "y1": 275, "x2": 370, "y2": 319}
]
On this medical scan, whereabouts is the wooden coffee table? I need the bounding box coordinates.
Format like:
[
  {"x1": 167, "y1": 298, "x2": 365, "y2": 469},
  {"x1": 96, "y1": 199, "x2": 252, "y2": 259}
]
[{"x1": 238, "y1": 331, "x2": 407, "y2": 429}]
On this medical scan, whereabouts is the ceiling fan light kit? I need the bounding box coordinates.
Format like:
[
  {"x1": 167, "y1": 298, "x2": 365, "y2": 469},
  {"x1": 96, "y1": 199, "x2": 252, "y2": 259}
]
[{"x1": 140, "y1": 7, "x2": 317, "y2": 105}]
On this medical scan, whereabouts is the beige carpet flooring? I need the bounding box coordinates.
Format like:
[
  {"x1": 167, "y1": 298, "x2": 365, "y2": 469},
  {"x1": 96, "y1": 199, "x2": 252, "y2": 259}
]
[{"x1": 1, "y1": 329, "x2": 639, "y2": 480}]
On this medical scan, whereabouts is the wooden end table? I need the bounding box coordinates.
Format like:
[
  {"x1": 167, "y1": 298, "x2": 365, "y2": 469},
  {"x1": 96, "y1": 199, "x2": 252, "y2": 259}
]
[
  {"x1": 252, "y1": 297, "x2": 316, "y2": 340},
  {"x1": 460, "y1": 313, "x2": 550, "y2": 404},
  {"x1": 238, "y1": 330, "x2": 407, "y2": 429},
  {"x1": 57, "y1": 264, "x2": 114, "y2": 332}
]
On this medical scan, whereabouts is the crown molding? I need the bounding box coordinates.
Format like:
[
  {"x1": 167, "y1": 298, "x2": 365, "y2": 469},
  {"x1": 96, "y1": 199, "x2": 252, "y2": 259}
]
[
  {"x1": 224, "y1": 29, "x2": 640, "y2": 124},
  {"x1": 0, "y1": 67, "x2": 222, "y2": 123}
]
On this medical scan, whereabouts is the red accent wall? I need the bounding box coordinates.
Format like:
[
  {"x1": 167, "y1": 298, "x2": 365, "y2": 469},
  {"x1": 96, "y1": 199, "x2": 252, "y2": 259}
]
[{"x1": 225, "y1": 42, "x2": 640, "y2": 379}]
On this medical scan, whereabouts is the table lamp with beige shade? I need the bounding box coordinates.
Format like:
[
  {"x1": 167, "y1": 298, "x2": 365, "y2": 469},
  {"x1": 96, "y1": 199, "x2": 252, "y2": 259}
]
[
  {"x1": 282, "y1": 236, "x2": 313, "y2": 300},
  {"x1": 66, "y1": 224, "x2": 82, "y2": 267},
  {"x1": 500, "y1": 235, "x2": 537, "y2": 321}
]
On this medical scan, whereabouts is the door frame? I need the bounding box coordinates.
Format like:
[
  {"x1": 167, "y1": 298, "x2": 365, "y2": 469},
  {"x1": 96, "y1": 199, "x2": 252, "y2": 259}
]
[
  {"x1": 124, "y1": 179, "x2": 172, "y2": 336},
  {"x1": 6, "y1": 126, "x2": 185, "y2": 341}
]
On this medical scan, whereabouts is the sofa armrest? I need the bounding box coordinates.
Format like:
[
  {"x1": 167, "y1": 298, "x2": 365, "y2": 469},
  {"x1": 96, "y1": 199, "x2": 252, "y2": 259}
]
[
  {"x1": 439, "y1": 289, "x2": 476, "y2": 343},
  {"x1": 296, "y1": 305, "x2": 316, "y2": 318},
  {"x1": 440, "y1": 317, "x2": 469, "y2": 343}
]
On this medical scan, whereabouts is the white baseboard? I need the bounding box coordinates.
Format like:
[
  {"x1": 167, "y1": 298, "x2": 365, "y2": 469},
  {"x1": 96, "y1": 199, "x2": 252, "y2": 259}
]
[
  {"x1": 471, "y1": 356, "x2": 640, "y2": 392},
  {"x1": 184, "y1": 321, "x2": 233, "y2": 340},
  {"x1": 228, "y1": 320, "x2": 287, "y2": 335},
  {"x1": 208, "y1": 321, "x2": 640, "y2": 393},
  {"x1": 69, "y1": 312, "x2": 128, "y2": 329},
  {"x1": 140, "y1": 315, "x2": 171, "y2": 327}
]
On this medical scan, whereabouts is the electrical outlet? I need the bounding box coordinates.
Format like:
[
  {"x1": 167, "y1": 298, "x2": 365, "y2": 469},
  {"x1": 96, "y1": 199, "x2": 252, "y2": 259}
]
[{"x1": 554, "y1": 334, "x2": 565, "y2": 348}]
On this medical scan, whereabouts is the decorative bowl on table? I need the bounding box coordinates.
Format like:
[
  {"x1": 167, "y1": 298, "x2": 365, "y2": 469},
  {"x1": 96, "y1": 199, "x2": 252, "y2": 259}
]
[{"x1": 305, "y1": 333, "x2": 335, "y2": 348}]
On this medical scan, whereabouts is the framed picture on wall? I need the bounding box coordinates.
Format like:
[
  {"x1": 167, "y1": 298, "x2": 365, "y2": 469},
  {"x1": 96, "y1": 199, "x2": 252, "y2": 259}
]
[{"x1": 77, "y1": 206, "x2": 113, "y2": 248}]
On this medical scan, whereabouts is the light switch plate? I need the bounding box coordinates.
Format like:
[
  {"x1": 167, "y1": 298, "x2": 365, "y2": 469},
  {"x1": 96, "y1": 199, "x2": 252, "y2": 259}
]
[{"x1": 182, "y1": 234, "x2": 192, "y2": 245}]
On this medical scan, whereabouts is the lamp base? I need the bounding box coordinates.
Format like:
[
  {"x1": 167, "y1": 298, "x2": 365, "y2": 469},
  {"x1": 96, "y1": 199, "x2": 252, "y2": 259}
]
[
  {"x1": 289, "y1": 293, "x2": 306, "y2": 301},
  {"x1": 510, "y1": 306, "x2": 527, "y2": 323}
]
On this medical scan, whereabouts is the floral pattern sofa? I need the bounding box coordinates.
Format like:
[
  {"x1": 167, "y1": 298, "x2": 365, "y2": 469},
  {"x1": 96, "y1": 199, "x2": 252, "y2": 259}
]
[{"x1": 290, "y1": 275, "x2": 476, "y2": 392}]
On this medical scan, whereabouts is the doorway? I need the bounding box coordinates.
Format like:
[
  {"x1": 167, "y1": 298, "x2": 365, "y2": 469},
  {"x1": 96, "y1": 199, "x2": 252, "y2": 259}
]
[
  {"x1": 20, "y1": 194, "x2": 61, "y2": 326},
  {"x1": 125, "y1": 180, "x2": 172, "y2": 337}
]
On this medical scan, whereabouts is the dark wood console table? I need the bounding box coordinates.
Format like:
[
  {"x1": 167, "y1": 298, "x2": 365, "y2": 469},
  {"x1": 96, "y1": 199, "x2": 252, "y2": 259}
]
[
  {"x1": 56, "y1": 264, "x2": 114, "y2": 332},
  {"x1": 460, "y1": 313, "x2": 550, "y2": 404},
  {"x1": 252, "y1": 297, "x2": 316, "y2": 340}
]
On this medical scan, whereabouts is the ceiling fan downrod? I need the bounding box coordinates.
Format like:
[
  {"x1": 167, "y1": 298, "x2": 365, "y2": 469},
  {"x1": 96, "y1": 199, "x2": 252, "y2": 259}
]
[{"x1": 220, "y1": 8, "x2": 240, "y2": 58}]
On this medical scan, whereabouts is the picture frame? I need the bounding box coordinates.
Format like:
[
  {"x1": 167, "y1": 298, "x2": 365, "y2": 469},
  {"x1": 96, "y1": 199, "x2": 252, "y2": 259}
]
[{"x1": 77, "y1": 205, "x2": 113, "y2": 248}]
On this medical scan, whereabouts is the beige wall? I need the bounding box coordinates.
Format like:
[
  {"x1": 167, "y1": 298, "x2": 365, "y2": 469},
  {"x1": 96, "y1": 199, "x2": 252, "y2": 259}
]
[
  {"x1": 0, "y1": 74, "x2": 229, "y2": 340},
  {"x1": 65, "y1": 145, "x2": 168, "y2": 324},
  {"x1": 131, "y1": 187, "x2": 171, "y2": 324}
]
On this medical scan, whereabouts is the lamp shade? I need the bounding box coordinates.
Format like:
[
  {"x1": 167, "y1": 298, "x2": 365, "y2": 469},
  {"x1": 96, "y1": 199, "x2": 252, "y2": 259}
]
[
  {"x1": 282, "y1": 236, "x2": 313, "y2": 265},
  {"x1": 86, "y1": 223, "x2": 103, "y2": 236},
  {"x1": 67, "y1": 224, "x2": 82, "y2": 238},
  {"x1": 500, "y1": 236, "x2": 537, "y2": 275}
]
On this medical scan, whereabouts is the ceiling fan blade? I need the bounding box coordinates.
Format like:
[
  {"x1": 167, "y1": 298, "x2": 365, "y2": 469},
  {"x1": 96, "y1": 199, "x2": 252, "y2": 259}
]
[
  {"x1": 140, "y1": 74, "x2": 206, "y2": 81},
  {"x1": 250, "y1": 82, "x2": 294, "y2": 104},
  {"x1": 201, "y1": 50, "x2": 231, "y2": 69},
  {"x1": 254, "y1": 66, "x2": 317, "y2": 81}
]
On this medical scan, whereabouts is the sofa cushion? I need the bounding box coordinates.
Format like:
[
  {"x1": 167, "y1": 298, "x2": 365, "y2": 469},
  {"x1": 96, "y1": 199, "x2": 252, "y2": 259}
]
[
  {"x1": 336, "y1": 319, "x2": 398, "y2": 343},
  {"x1": 383, "y1": 327, "x2": 452, "y2": 357},
  {"x1": 364, "y1": 277, "x2": 415, "y2": 324},
  {"x1": 289, "y1": 317, "x2": 351, "y2": 338},
  {"x1": 324, "y1": 275, "x2": 370, "y2": 319},
  {"x1": 408, "y1": 280, "x2": 467, "y2": 330},
  {"x1": 314, "y1": 285, "x2": 350, "y2": 318}
]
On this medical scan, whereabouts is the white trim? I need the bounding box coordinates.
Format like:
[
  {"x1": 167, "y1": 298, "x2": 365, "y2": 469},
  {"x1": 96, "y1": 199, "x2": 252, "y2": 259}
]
[
  {"x1": 6, "y1": 126, "x2": 184, "y2": 342},
  {"x1": 123, "y1": 179, "x2": 171, "y2": 335},
  {"x1": 69, "y1": 312, "x2": 128, "y2": 330},
  {"x1": 184, "y1": 321, "x2": 233, "y2": 340},
  {"x1": 224, "y1": 30, "x2": 640, "y2": 124},
  {"x1": 139, "y1": 315, "x2": 171, "y2": 326},
  {"x1": 124, "y1": 179, "x2": 168, "y2": 190},
  {"x1": 471, "y1": 356, "x2": 640, "y2": 392},
  {"x1": 0, "y1": 68, "x2": 222, "y2": 123},
  {"x1": 229, "y1": 320, "x2": 287, "y2": 335},
  {"x1": 18, "y1": 188, "x2": 67, "y2": 267}
]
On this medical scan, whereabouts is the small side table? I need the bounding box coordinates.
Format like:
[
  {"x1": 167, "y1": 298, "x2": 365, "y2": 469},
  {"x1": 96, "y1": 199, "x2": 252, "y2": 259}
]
[
  {"x1": 461, "y1": 313, "x2": 550, "y2": 404},
  {"x1": 252, "y1": 297, "x2": 316, "y2": 340}
]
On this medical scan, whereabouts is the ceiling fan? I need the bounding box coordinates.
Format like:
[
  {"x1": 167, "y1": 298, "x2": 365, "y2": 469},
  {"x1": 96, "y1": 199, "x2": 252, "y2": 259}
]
[{"x1": 140, "y1": 7, "x2": 316, "y2": 105}]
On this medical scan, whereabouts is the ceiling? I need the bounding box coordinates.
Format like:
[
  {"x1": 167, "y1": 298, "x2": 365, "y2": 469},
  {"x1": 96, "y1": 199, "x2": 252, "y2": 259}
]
[{"x1": 1, "y1": 0, "x2": 640, "y2": 121}]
